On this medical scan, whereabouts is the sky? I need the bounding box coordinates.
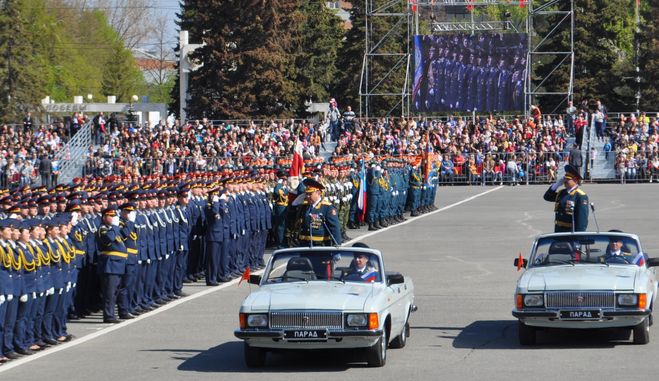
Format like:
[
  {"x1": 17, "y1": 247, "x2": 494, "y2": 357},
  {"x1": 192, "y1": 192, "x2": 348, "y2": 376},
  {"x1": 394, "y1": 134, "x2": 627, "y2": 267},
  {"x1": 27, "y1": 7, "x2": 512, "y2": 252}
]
[{"x1": 154, "y1": 0, "x2": 181, "y2": 47}]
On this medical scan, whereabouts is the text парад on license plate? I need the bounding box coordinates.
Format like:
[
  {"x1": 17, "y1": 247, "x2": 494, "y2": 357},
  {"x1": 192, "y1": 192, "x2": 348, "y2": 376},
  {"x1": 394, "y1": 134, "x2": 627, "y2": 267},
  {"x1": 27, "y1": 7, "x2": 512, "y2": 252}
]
[
  {"x1": 284, "y1": 329, "x2": 328, "y2": 340},
  {"x1": 559, "y1": 310, "x2": 602, "y2": 320}
]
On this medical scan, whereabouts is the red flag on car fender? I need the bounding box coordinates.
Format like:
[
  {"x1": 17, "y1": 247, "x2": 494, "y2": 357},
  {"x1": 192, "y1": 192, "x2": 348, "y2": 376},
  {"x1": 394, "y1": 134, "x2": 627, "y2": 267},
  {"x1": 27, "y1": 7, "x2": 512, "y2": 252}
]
[
  {"x1": 517, "y1": 253, "x2": 524, "y2": 271},
  {"x1": 239, "y1": 266, "x2": 251, "y2": 285}
]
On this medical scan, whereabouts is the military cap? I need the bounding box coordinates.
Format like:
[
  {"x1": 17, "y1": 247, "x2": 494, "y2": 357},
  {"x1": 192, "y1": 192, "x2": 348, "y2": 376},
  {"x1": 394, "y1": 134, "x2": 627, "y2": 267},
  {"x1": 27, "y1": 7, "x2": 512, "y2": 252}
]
[
  {"x1": 7, "y1": 204, "x2": 21, "y2": 214},
  {"x1": 5, "y1": 218, "x2": 21, "y2": 229},
  {"x1": 102, "y1": 206, "x2": 118, "y2": 217},
  {"x1": 177, "y1": 188, "x2": 190, "y2": 198},
  {"x1": 119, "y1": 202, "x2": 136, "y2": 211},
  {"x1": 303, "y1": 178, "x2": 325, "y2": 193},
  {"x1": 564, "y1": 164, "x2": 582, "y2": 181},
  {"x1": 65, "y1": 202, "x2": 81, "y2": 213}
]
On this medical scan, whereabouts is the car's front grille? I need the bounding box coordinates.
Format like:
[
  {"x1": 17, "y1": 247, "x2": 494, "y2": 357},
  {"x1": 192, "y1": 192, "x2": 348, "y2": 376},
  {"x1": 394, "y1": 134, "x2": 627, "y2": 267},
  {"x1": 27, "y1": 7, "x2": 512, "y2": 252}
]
[
  {"x1": 270, "y1": 311, "x2": 343, "y2": 329},
  {"x1": 545, "y1": 291, "x2": 615, "y2": 308}
]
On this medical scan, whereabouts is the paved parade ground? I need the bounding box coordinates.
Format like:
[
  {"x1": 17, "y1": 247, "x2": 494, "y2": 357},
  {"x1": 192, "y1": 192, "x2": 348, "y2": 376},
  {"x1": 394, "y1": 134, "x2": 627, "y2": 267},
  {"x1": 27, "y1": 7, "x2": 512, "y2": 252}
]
[{"x1": 1, "y1": 184, "x2": 658, "y2": 380}]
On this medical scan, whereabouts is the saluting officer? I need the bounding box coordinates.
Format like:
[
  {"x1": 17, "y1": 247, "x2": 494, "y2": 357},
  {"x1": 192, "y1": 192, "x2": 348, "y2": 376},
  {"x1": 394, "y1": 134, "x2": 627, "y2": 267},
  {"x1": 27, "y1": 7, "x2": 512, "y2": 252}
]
[
  {"x1": 272, "y1": 172, "x2": 289, "y2": 249},
  {"x1": 543, "y1": 164, "x2": 589, "y2": 232},
  {"x1": 297, "y1": 179, "x2": 342, "y2": 247},
  {"x1": 118, "y1": 202, "x2": 138, "y2": 319},
  {"x1": 96, "y1": 206, "x2": 127, "y2": 324}
]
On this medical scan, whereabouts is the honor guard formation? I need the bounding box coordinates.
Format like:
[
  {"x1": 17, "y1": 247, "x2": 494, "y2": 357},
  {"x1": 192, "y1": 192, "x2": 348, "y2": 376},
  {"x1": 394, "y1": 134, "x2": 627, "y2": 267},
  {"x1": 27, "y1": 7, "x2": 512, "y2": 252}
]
[{"x1": 0, "y1": 151, "x2": 439, "y2": 363}]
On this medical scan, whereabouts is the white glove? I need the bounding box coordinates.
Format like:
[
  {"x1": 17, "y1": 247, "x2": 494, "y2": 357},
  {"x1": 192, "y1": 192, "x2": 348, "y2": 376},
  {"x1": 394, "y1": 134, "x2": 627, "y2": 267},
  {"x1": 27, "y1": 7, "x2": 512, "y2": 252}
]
[
  {"x1": 212, "y1": 195, "x2": 219, "y2": 202},
  {"x1": 242, "y1": 229, "x2": 245, "y2": 235},
  {"x1": 165, "y1": 254, "x2": 170, "y2": 260},
  {"x1": 158, "y1": 257, "x2": 163, "y2": 261},
  {"x1": 0, "y1": 295, "x2": 5, "y2": 304},
  {"x1": 20, "y1": 294, "x2": 28, "y2": 302},
  {"x1": 73, "y1": 283, "x2": 77, "y2": 288},
  {"x1": 39, "y1": 292, "x2": 44, "y2": 297},
  {"x1": 58, "y1": 288, "x2": 64, "y2": 295},
  {"x1": 138, "y1": 260, "x2": 142, "y2": 264},
  {"x1": 147, "y1": 259, "x2": 151, "y2": 264},
  {"x1": 66, "y1": 284, "x2": 71, "y2": 293},
  {"x1": 7, "y1": 294, "x2": 13, "y2": 301},
  {"x1": 550, "y1": 177, "x2": 564, "y2": 191},
  {"x1": 33, "y1": 292, "x2": 37, "y2": 299},
  {"x1": 47, "y1": 287, "x2": 55, "y2": 296}
]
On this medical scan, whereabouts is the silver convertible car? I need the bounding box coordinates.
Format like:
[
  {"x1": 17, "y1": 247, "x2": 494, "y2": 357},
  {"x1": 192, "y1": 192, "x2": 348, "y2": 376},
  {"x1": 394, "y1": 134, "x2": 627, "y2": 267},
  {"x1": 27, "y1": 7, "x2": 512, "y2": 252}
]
[
  {"x1": 513, "y1": 232, "x2": 659, "y2": 345},
  {"x1": 234, "y1": 246, "x2": 416, "y2": 367}
]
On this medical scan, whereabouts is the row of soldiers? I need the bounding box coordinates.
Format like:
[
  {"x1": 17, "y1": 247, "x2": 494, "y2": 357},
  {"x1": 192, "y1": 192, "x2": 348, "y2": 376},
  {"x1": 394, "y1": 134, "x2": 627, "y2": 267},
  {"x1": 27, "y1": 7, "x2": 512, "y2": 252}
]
[{"x1": 0, "y1": 158, "x2": 439, "y2": 362}]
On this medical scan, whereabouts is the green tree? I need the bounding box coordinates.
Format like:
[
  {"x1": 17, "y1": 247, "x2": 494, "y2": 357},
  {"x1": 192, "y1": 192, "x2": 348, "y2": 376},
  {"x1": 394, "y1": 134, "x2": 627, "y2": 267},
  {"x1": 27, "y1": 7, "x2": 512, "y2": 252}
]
[
  {"x1": 185, "y1": 0, "x2": 302, "y2": 119},
  {"x1": 638, "y1": 1, "x2": 658, "y2": 110},
  {"x1": 100, "y1": 40, "x2": 144, "y2": 103},
  {"x1": 295, "y1": 1, "x2": 343, "y2": 113},
  {"x1": 0, "y1": 0, "x2": 48, "y2": 122}
]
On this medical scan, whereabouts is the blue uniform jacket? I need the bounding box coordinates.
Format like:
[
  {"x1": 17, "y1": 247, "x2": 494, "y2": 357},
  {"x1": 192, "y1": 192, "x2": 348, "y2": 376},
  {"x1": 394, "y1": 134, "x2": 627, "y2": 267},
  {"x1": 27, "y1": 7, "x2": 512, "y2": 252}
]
[{"x1": 96, "y1": 224, "x2": 127, "y2": 275}]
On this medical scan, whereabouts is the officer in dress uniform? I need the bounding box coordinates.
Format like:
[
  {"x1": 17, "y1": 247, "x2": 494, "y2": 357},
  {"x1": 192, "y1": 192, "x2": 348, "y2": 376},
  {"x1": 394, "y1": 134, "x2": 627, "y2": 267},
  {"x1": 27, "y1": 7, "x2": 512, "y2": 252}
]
[
  {"x1": 173, "y1": 187, "x2": 191, "y2": 296},
  {"x1": 543, "y1": 164, "x2": 589, "y2": 232},
  {"x1": 117, "y1": 202, "x2": 138, "y2": 319},
  {"x1": 297, "y1": 179, "x2": 342, "y2": 247},
  {"x1": 96, "y1": 206, "x2": 127, "y2": 324}
]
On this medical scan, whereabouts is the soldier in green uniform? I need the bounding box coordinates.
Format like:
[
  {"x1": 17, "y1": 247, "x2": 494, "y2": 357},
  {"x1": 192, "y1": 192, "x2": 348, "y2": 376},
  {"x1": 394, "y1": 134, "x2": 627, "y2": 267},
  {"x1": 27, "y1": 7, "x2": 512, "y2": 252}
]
[{"x1": 543, "y1": 164, "x2": 589, "y2": 232}]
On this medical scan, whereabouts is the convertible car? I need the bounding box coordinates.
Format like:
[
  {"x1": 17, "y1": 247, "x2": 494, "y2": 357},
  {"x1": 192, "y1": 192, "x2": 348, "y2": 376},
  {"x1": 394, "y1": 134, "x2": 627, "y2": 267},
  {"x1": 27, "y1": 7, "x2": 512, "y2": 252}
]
[
  {"x1": 234, "y1": 246, "x2": 416, "y2": 367},
  {"x1": 513, "y1": 232, "x2": 659, "y2": 345}
]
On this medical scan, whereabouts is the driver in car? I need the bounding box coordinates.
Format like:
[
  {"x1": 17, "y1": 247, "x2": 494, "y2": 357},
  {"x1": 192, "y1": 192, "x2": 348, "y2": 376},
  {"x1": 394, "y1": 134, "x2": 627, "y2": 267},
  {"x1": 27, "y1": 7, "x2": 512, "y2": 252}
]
[
  {"x1": 605, "y1": 235, "x2": 645, "y2": 266},
  {"x1": 343, "y1": 252, "x2": 380, "y2": 282}
]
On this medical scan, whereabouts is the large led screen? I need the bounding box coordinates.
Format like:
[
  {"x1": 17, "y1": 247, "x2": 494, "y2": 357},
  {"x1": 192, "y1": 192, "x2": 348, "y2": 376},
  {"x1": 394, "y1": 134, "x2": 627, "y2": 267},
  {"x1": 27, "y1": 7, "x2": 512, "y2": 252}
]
[{"x1": 412, "y1": 33, "x2": 527, "y2": 113}]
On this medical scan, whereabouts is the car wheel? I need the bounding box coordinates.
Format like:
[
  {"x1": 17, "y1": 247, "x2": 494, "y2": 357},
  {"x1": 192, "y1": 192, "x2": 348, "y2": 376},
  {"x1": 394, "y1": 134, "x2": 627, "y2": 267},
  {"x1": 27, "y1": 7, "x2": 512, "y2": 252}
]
[
  {"x1": 366, "y1": 330, "x2": 387, "y2": 367},
  {"x1": 244, "y1": 343, "x2": 266, "y2": 367},
  {"x1": 632, "y1": 317, "x2": 650, "y2": 345},
  {"x1": 390, "y1": 321, "x2": 409, "y2": 349},
  {"x1": 518, "y1": 320, "x2": 536, "y2": 346}
]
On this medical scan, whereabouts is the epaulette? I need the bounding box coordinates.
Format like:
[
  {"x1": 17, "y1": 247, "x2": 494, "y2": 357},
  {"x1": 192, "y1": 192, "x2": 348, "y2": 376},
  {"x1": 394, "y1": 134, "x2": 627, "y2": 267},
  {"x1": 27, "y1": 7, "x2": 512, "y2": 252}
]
[
  {"x1": 576, "y1": 189, "x2": 586, "y2": 196},
  {"x1": 321, "y1": 200, "x2": 332, "y2": 206},
  {"x1": 99, "y1": 225, "x2": 110, "y2": 232}
]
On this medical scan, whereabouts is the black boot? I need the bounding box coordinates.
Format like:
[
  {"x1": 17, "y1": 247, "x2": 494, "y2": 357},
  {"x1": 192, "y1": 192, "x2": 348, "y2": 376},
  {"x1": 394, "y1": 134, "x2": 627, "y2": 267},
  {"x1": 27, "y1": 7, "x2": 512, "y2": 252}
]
[
  {"x1": 411, "y1": 210, "x2": 419, "y2": 217},
  {"x1": 398, "y1": 214, "x2": 407, "y2": 222},
  {"x1": 368, "y1": 223, "x2": 379, "y2": 231},
  {"x1": 379, "y1": 219, "x2": 388, "y2": 228}
]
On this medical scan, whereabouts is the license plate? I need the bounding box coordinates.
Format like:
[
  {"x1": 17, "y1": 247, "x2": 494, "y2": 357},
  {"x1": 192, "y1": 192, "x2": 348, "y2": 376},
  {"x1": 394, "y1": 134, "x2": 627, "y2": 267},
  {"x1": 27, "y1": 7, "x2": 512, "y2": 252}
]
[
  {"x1": 284, "y1": 329, "x2": 327, "y2": 340},
  {"x1": 560, "y1": 310, "x2": 601, "y2": 320}
]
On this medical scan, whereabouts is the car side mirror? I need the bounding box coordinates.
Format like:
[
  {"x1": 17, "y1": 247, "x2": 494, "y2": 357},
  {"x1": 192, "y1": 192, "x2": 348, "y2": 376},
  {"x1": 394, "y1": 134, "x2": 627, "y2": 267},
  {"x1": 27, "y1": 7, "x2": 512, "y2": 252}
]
[
  {"x1": 248, "y1": 275, "x2": 262, "y2": 285},
  {"x1": 514, "y1": 258, "x2": 528, "y2": 269},
  {"x1": 646, "y1": 258, "x2": 659, "y2": 268},
  {"x1": 387, "y1": 273, "x2": 405, "y2": 285}
]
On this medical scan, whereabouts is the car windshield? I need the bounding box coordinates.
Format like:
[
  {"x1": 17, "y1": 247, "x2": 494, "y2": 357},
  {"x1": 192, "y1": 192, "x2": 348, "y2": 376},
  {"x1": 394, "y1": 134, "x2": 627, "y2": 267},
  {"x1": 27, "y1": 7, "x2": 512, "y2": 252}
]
[
  {"x1": 529, "y1": 234, "x2": 645, "y2": 267},
  {"x1": 264, "y1": 250, "x2": 382, "y2": 284}
]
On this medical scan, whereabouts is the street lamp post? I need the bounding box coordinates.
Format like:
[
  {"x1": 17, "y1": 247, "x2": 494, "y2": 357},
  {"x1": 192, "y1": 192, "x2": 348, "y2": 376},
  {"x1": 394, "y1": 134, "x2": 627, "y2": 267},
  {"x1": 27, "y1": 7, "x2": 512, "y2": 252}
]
[{"x1": 128, "y1": 94, "x2": 139, "y2": 125}]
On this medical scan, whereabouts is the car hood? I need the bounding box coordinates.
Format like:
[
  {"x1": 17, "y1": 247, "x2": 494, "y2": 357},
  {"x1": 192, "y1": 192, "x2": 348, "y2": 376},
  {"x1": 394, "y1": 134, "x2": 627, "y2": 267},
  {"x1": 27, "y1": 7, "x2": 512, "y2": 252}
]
[
  {"x1": 244, "y1": 282, "x2": 376, "y2": 311},
  {"x1": 521, "y1": 265, "x2": 637, "y2": 291}
]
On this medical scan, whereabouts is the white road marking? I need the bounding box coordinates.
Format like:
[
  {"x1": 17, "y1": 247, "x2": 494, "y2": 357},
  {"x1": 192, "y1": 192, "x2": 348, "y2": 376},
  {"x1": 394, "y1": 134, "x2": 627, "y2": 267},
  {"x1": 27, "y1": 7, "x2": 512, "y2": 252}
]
[
  {"x1": 0, "y1": 185, "x2": 502, "y2": 373},
  {"x1": 347, "y1": 186, "x2": 503, "y2": 243}
]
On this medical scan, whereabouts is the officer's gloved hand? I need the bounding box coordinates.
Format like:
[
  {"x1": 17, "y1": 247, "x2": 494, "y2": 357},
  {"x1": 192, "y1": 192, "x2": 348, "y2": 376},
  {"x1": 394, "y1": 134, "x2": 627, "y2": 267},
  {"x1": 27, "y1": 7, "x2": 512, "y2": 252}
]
[
  {"x1": 58, "y1": 288, "x2": 64, "y2": 295},
  {"x1": 0, "y1": 295, "x2": 5, "y2": 304},
  {"x1": 39, "y1": 292, "x2": 44, "y2": 297},
  {"x1": 73, "y1": 283, "x2": 76, "y2": 288},
  {"x1": 20, "y1": 294, "x2": 28, "y2": 303},
  {"x1": 47, "y1": 287, "x2": 55, "y2": 296},
  {"x1": 33, "y1": 292, "x2": 37, "y2": 299},
  {"x1": 138, "y1": 260, "x2": 142, "y2": 265},
  {"x1": 165, "y1": 254, "x2": 170, "y2": 260},
  {"x1": 550, "y1": 177, "x2": 565, "y2": 191},
  {"x1": 66, "y1": 283, "x2": 71, "y2": 293},
  {"x1": 147, "y1": 259, "x2": 151, "y2": 264},
  {"x1": 7, "y1": 294, "x2": 14, "y2": 301}
]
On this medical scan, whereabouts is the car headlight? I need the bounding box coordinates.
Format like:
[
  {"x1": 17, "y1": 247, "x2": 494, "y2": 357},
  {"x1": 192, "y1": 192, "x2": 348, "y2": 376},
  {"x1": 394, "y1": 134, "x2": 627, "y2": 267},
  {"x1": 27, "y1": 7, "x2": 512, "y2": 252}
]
[
  {"x1": 617, "y1": 294, "x2": 639, "y2": 306},
  {"x1": 346, "y1": 314, "x2": 368, "y2": 327},
  {"x1": 523, "y1": 294, "x2": 544, "y2": 307},
  {"x1": 246, "y1": 314, "x2": 268, "y2": 328}
]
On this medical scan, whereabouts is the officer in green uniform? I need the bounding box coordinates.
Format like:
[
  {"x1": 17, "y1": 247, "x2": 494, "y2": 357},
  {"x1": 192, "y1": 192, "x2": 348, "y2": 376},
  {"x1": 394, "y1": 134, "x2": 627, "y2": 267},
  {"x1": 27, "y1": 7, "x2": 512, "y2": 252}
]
[
  {"x1": 297, "y1": 179, "x2": 342, "y2": 247},
  {"x1": 543, "y1": 164, "x2": 589, "y2": 232},
  {"x1": 272, "y1": 172, "x2": 289, "y2": 249}
]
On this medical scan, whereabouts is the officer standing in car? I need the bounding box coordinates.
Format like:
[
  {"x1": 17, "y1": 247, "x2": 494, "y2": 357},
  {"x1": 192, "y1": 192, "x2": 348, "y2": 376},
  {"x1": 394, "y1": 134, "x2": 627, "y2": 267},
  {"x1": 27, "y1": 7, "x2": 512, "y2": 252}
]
[{"x1": 543, "y1": 164, "x2": 589, "y2": 232}]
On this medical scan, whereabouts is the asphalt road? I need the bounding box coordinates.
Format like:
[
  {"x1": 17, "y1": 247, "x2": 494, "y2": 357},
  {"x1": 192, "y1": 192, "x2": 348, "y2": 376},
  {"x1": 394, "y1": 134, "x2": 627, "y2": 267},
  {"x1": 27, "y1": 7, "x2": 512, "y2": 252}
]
[{"x1": 2, "y1": 183, "x2": 659, "y2": 380}]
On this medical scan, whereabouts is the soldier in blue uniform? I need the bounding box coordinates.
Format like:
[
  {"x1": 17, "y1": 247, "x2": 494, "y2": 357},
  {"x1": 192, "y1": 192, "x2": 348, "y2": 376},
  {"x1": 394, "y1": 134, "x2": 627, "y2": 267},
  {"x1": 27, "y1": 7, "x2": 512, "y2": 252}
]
[
  {"x1": 1, "y1": 219, "x2": 21, "y2": 359},
  {"x1": 297, "y1": 179, "x2": 342, "y2": 247},
  {"x1": 543, "y1": 164, "x2": 589, "y2": 232},
  {"x1": 96, "y1": 206, "x2": 127, "y2": 324},
  {"x1": 173, "y1": 188, "x2": 191, "y2": 296},
  {"x1": 205, "y1": 186, "x2": 225, "y2": 285},
  {"x1": 117, "y1": 202, "x2": 138, "y2": 319}
]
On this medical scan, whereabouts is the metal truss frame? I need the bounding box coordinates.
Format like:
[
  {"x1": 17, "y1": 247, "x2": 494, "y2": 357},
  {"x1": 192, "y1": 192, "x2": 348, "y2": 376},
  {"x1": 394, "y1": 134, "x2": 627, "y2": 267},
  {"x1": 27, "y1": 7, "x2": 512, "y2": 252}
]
[
  {"x1": 525, "y1": 0, "x2": 575, "y2": 115},
  {"x1": 360, "y1": 0, "x2": 412, "y2": 118},
  {"x1": 360, "y1": 0, "x2": 574, "y2": 117}
]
